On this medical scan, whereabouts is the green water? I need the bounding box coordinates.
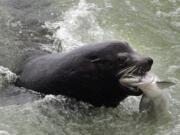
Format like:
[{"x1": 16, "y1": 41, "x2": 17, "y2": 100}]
[{"x1": 0, "y1": 0, "x2": 180, "y2": 134}]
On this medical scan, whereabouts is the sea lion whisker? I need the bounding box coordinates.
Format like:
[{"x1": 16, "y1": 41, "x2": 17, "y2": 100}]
[
  {"x1": 128, "y1": 66, "x2": 138, "y2": 76},
  {"x1": 124, "y1": 66, "x2": 137, "y2": 75},
  {"x1": 122, "y1": 65, "x2": 136, "y2": 77},
  {"x1": 116, "y1": 66, "x2": 135, "y2": 76},
  {"x1": 121, "y1": 66, "x2": 135, "y2": 76}
]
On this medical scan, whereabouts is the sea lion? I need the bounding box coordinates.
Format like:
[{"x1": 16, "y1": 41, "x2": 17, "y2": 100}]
[{"x1": 15, "y1": 41, "x2": 153, "y2": 107}]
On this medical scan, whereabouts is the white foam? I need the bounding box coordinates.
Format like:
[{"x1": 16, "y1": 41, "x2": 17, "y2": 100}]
[
  {"x1": 151, "y1": 0, "x2": 161, "y2": 5},
  {"x1": 0, "y1": 66, "x2": 17, "y2": 89},
  {"x1": 125, "y1": 0, "x2": 137, "y2": 11},
  {"x1": 121, "y1": 96, "x2": 140, "y2": 113},
  {"x1": 168, "y1": 0, "x2": 177, "y2": 3},
  {"x1": 0, "y1": 130, "x2": 10, "y2": 135},
  {"x1": 104, "y1": 0, "x2": 113, "y2": 8},
  {"x1": 44, "y1": 0, "x2": 115, "y2": 52},
  {"x1": 170, "y1": 21, "x2": 180, "y2": 28},
  {"x1": 156, "y1": 7, "x2": 180, "y2": 17}
]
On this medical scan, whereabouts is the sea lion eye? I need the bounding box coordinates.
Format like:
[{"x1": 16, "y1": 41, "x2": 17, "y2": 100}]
[{"x1": 117, "y1": 53, "x2": 129, "y2": 62}]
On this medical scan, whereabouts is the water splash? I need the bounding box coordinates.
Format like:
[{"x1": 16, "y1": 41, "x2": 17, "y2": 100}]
[
  {"x1": 0, "y1": 130, "x2": 10, "y2": 135},
  {"x1": 0, "y1": 66, "x2": 17, "y2": 89},
  {"x1": 45, "y1": 0, "x2": 114, "y2": 52},
  {"x1": 156, "y1": 7, "x2": 180, "y2": 17}
]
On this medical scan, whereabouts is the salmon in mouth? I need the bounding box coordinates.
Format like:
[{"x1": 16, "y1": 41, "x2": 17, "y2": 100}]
[
  {"x1": 117, "y1": 63, "x2": 153, "y2": 93},
  {"x1": 119, "y1": 72, "x2": 175, "y2": 117}
]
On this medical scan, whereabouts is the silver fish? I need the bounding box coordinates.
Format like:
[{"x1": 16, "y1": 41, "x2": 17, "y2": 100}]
[{"x1": 120, "y1": 73, "x2": 175, "y2": 117}]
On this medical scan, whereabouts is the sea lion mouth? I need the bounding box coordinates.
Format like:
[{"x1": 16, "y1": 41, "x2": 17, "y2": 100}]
[
  {"x1": 119, "y1": 74, "x2": 151, "y2": 86},
  {"x1": 117, "y1": 65, "x2": 152, "y2": 93}
]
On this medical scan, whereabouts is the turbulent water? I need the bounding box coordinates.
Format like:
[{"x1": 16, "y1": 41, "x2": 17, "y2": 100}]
[{"x1": 0, "y1": 0, "x2": 180, "y2": 134}]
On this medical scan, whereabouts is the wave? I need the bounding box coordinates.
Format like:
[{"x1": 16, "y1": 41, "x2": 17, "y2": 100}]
[
  {"x1": 44, "y1": 0, "x2": 115, "y2": 52},
  {"x1": 0, "y1": 66, "x2": 17, "y2": 89}
]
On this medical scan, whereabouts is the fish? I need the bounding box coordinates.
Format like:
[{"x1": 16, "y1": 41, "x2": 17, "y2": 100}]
[{"x1": 120, "y1": 73, "x2": 175, "y2": 117}]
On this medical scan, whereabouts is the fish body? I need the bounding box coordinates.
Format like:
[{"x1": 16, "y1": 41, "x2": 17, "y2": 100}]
[
  {"x1": 137, "y1": 80, "x2": 168, "y2": 115},
  {"x1": 120, "y1": 73, "x2": 174, "y2": 116}
]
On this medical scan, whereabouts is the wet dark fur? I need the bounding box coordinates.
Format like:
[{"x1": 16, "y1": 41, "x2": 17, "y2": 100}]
[{"x1": 15, "y1": 41, "x2": 153, "y2": 107}]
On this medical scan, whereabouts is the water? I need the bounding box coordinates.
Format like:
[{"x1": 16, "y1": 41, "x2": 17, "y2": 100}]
[{"x1": 0, "y1": 0, "x2": 180, "y2": 134}]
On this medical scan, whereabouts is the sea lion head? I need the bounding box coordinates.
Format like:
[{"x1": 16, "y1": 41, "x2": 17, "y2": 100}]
[
  {"x1": 86, "y1": 41, "x2": 153, "y2": 97},
  {"x1": 116, "y1": 43, "x2": 153, "y2": 77},
  {"x1": 87, "y1": 41, "x2": 153, "y2": 78}
]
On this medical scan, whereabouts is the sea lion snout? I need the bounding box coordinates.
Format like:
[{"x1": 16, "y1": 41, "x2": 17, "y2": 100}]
[
  {"x1": 146, "y1": 57, "x2": 153, "y2": 66},
  {"x1": 139, "y1": 57, "x2": 153, "y2": 72},
  {"x1": 124, "y1": 54, "x2": 153, "y2": 76},
  {"x1": 144, "y1": 57, "x2": 153, "y2": 68}
]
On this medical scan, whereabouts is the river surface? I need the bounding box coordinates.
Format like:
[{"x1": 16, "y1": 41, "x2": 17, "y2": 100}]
[{"x1": 0, "y1": 0, "x2": 180, "y2": 135}]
